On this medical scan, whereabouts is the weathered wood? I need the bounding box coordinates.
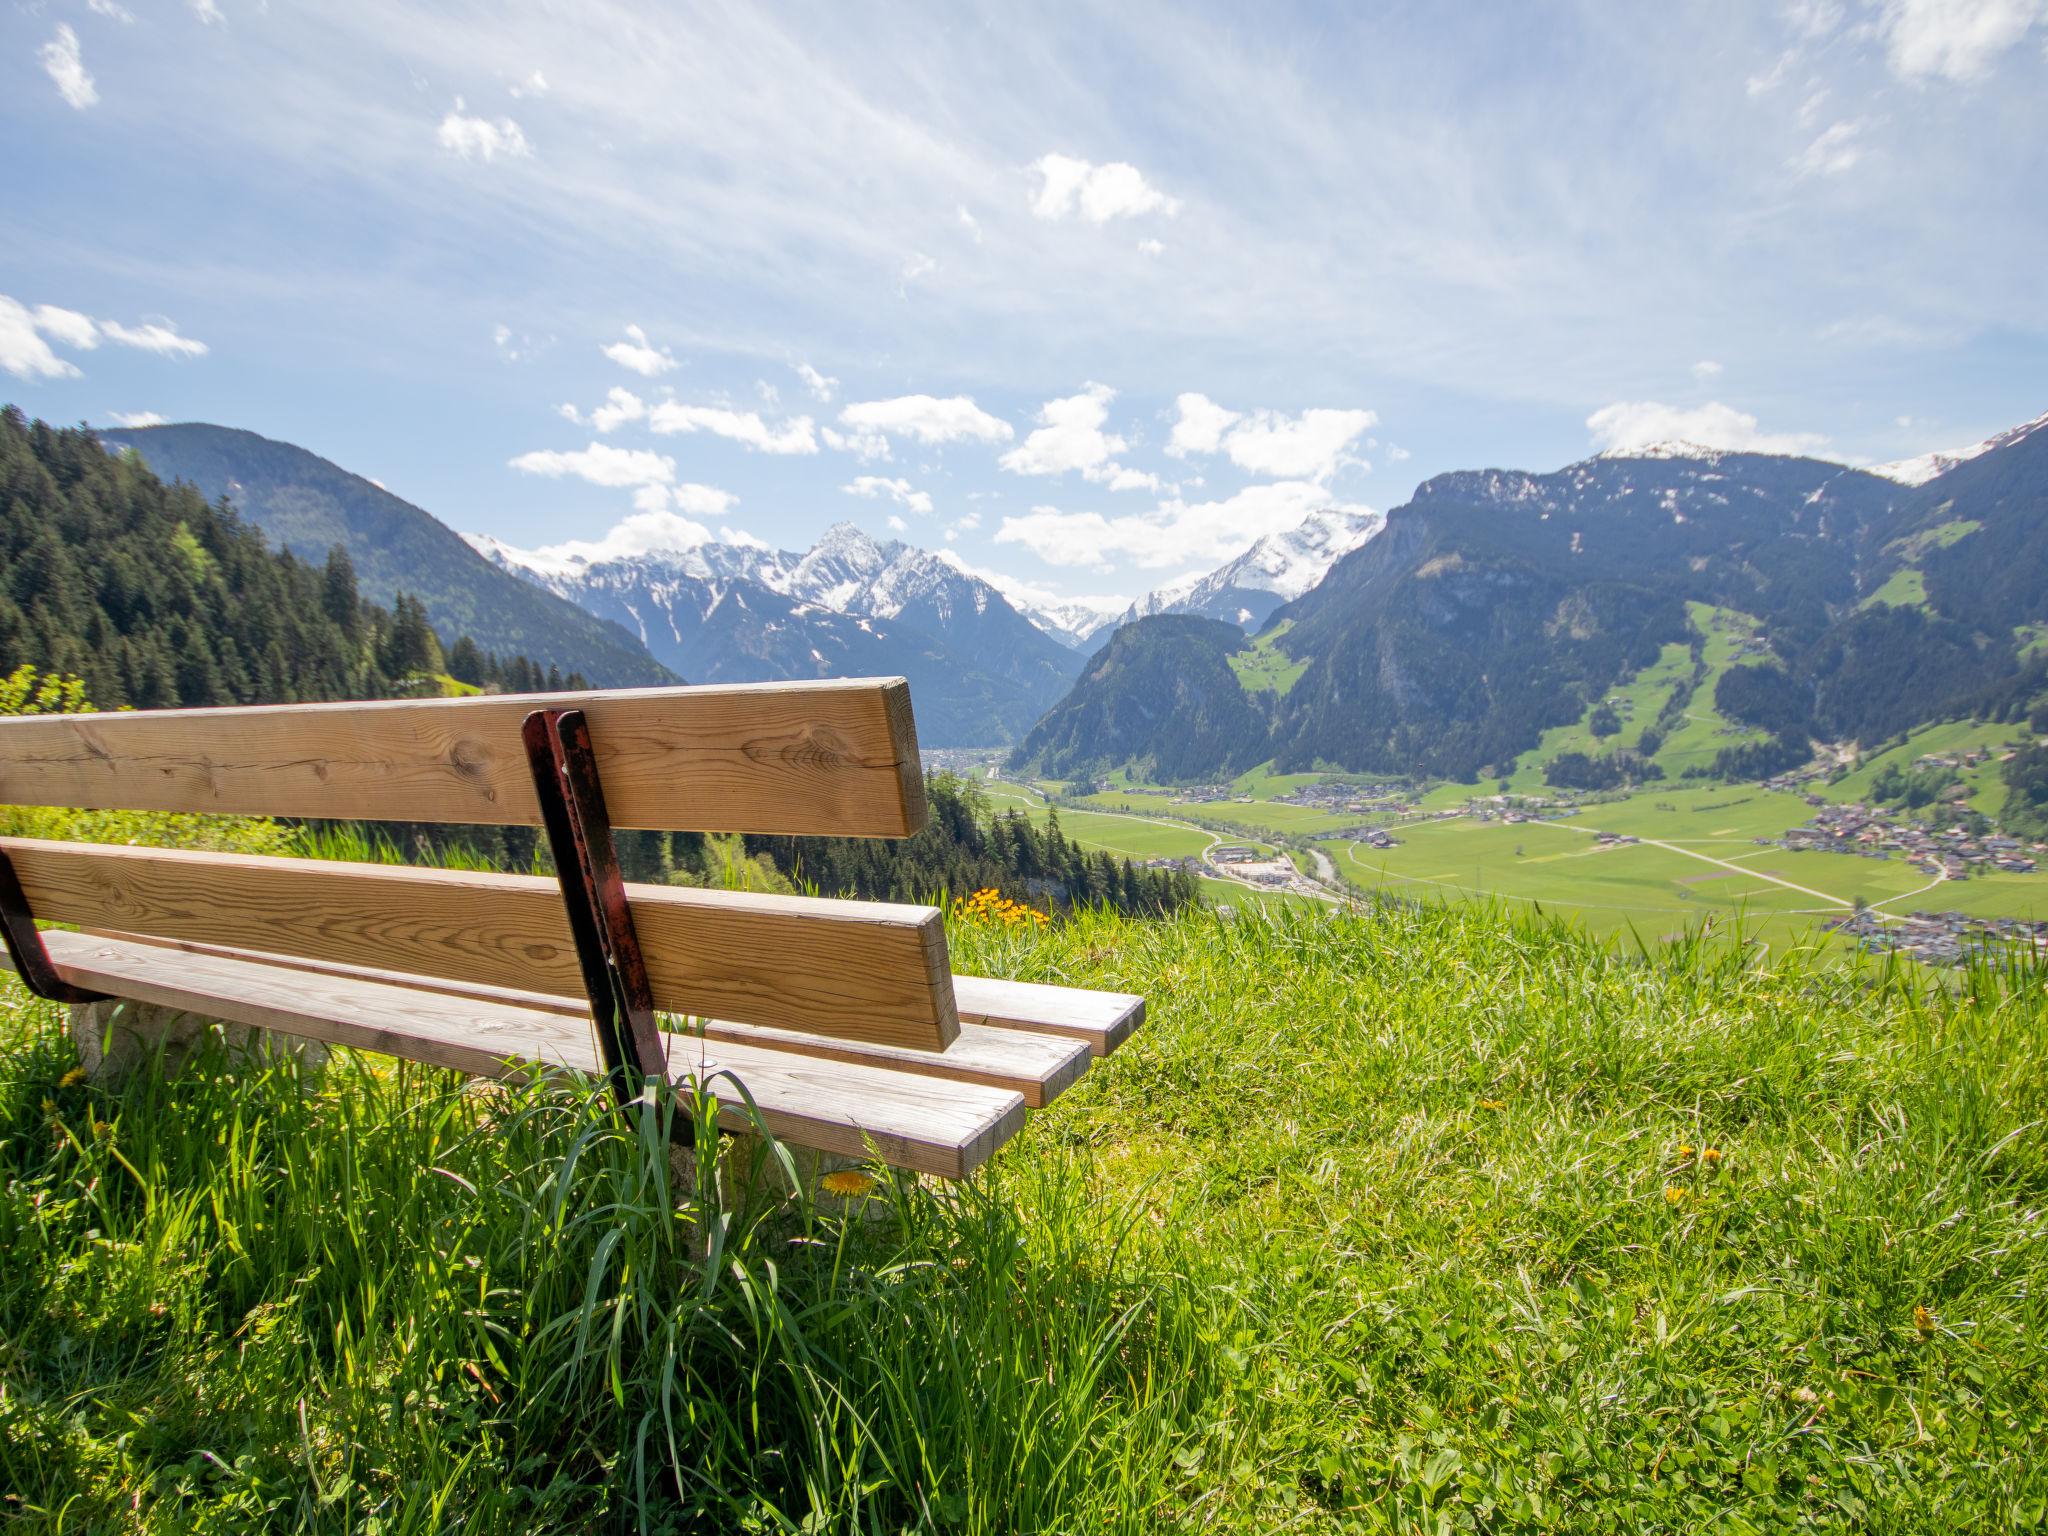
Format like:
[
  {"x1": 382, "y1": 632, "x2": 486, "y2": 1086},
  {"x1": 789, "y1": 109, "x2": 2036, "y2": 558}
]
[
  {"x1": 953, "y1": 974, "x2": 1144, "y2": 1056},
  {"x1": 6, "y1": 933, "x2": 1022, "y2": 1177},
  {"x1": 3, "y1": 838, "x2": 957, "y2": 1050},
  {"x1": 0, "y1": 680, "x2": 925, "y2": 837},
  {"x1": 89, "y1": 933, "x2": 1092, "y2": 1108}
]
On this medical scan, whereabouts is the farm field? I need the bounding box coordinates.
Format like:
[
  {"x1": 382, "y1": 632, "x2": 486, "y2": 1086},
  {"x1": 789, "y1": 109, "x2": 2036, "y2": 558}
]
[
  {"x1": 1819, "y1": 717, "x2": 2031, "y2": 818},
  {"x1": 981, "y1": 779, "x2": 1245, "y2": 861}
]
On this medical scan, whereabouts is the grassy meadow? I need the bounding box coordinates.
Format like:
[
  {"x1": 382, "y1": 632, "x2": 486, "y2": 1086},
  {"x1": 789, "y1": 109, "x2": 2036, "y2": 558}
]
[{"x1": 6, "y1": 897, "x2": 2048, "y2": 1530}]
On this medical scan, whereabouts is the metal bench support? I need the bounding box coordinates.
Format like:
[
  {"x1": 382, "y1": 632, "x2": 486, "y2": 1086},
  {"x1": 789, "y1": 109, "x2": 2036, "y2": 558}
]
[
  {"x1": 0, "y1": 844, "x2": 108, "y2": 1005},
  {"x1": 522, "y1": 707, "x2": 668, "y2": 1109}
]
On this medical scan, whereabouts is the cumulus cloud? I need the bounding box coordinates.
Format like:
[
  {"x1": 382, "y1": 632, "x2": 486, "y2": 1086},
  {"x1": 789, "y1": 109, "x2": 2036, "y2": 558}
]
[
  {"x1": 105, "y1": 410, "x2": 168, "y2": 426},
  {"x1": 794, "y1": 361, "x2": 837, "y2": 401},
  {"x1": 1165, "y1": 392, "x2": 1242, "y2": 457},
  {"x1": 601, "y1": 324, "x2": 676, "y2": 377},
  {"x1": 588, "y1": 386, "x2": 645, "y2": 433},
  {"x1": 40, "y1": 25, "x2": 97, "y2": 110},
  {"x1": 1165, "y1": 392, "x2": 1375, "y2": 481},
  {"x1": 437, "y1": 99, "x2": 532, "y2": 162},
  {"x1": 100, "y1": 319, "x2": 208, "y2": 357},
  {"x1": 1880, "y1": 0, "x2": 2047, "y2": 80},
  {"x1": 490, "y1": 502, "x2": 744, "y2": 573},
  {"x1": 1585, "y1": 400, "x2": 1829, "y2": 456},
  {"x1": 1793, "y1": 120, "x2": 1864, "y2": 176},
  {"x1": 887, "y1": 514, "x2": 908, "y2": 532},
  {"x1": 508, "y1": 441, "x2": 677, "y2": 488},
  {"x1": 838, "y1": 394, "x2": 1013, "y2": 446},
  {"x1": 32, "y1": 305, "x2": 99, "y2": 351},
  {"x1": 1030, "y1": 154, "x2": 1180, "y2": 222},
  {"x1": 821, "y1": 425, "x2": 892, "y2": 460},
  {"x1": 0, "y1": 298, "x2": 83, "y2": 380},
  {"x1": 999, "y1": 383, "x2": 1128, "y2": 478},
  {"x1": 646, "y1": 401, "x2": 817, "y2": 454},
  {"x1": 934, "y1": 549, "x2": 1129, "y2": 622},
  {"x1": 996, "y1": 481, "x2": 1372, "y2": 571},
  {"x1": 843, "y1": 475, "x2": 933, "y2": 514},
  {"x1": 510, "y1": 70, "x2": 549, "y2": 98}
]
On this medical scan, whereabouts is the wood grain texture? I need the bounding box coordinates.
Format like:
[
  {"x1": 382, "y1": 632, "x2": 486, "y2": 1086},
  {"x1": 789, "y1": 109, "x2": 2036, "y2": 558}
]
[
  {"x1": 90, "y1": 933, "x2": 1091, "y2": 1108},
  {"x1": 10, "y1": 933, "x2": 1022, "y2": 1177},
  {"x1": 4, "y1": 837, "x2": 958, "y2": 1050},
  {"x1": 953, "y1": 974, "x2": 1145, "y2": 1057},
  {"x1": 0, "y1": 679, "x2": 924, "y2": 837}
]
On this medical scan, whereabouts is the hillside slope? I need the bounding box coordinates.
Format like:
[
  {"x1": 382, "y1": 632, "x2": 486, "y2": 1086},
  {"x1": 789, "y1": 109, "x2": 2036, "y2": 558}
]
[{"x1": 96, "y1": 424, "x2": 674, "y2": 687}]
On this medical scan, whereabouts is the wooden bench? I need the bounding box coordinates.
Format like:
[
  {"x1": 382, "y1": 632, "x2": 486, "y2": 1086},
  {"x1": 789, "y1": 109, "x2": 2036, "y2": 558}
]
[{"x1": 0, "y1": 680, "x2": 1142, "y2": 1178}]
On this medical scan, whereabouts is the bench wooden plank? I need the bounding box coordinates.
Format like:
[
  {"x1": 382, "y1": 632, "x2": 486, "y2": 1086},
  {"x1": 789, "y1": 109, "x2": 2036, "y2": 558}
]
[
  {"x1": 84, "y1": 933, "x2": 1093, "y2": 1108},
  {"x1": 10, "y1": 933, "x2": 1020, "y2": 1178},
  {"x1": 0, "y1": 680, "x2": 926, "y2": 837},
  {"x1": 954, "y1": 975, "x2": 1144, "y2": 1057},
  {"x1": 1, "y1": 838, "x2": 957, "y2": 1051}
]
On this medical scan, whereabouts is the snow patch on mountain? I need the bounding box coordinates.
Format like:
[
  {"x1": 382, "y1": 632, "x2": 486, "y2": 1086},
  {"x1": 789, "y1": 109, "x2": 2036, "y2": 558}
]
[
  {"x1": 1114, "y1": 506, "x2": 1383, "y2": 630},
  {"x1": 1870, "y1": 410, "x2": 2048, "y2": 487}
]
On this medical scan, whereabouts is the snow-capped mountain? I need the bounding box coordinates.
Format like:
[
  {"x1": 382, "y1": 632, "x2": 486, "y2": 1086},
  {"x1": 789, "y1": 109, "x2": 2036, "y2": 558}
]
[
  {"x1": 1870, "y1": 410, "x2": 2048, "y2": 488},
  {"x1": 466, "y1": 521, "x2": 1083, "y2": 746},
  {"x1": 1112, "y1": 507, "x2": 1383, "y2": 633}
]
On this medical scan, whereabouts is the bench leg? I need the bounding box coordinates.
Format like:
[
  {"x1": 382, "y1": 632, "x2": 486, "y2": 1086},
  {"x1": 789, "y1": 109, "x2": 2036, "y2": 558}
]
[{"x1": 69, "y1": 998, "x2": 330, "y2": 1081}]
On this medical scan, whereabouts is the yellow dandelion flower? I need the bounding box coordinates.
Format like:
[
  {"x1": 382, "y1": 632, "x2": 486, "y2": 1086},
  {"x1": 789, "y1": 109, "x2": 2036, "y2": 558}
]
[
  {"x1": 1914, "y1": 1304, "x2": 1935, "y2": 1339},
  {"x1": 40, "y1": 1097, "x2": 56, "y2": 1114},
  {"x1": 820, "y1": 1169, "x2": 880, "y2": 1199},
  {"x1": 1701, "y1": 1147, "x2": 1722, "y2": 1164},
  {"x1": 1677, "y1": 1143, "x2": 1695, "y2": 1159},
  {"x1": 1664, "y1": 1185, "x2": 1687, "y2": 1205},
  {"x1": 1478, "y1": 1099, "x2": 1505, "y2": 1111},
  {"x1": 91, "y1": 1118, "x2": 113, "y2": 1141},
  {"x1": 58, "y1": 1067, "x2": 87, "y2": 1089}
]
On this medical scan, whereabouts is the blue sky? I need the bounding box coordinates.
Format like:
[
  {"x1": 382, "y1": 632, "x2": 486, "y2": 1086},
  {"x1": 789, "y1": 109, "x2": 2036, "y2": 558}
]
[{"x1": 4, "y1": 0, "x2": 2045, "y2": 617}]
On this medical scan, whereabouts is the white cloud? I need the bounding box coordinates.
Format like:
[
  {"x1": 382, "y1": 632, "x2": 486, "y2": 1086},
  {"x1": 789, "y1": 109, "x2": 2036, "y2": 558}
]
[
  {"x1": 190, "y1": 0, "x2": 223, "y2": 23},
  {"x1": 1585, "y1": 400, "x2": 1829, "y2": 456},
  {"x1": 33, "y1": 305, "x2": 99, "y2": 350},
  {"x1": 508, "y1": 441, "x2": 677, "y2": 488},
  {"x1": 820, "y1": 425, "x2": 892, "y2": 460},
  {"x1": 510, "y1": 70, "x2": 549, "y2": 99},
  {"x1": 999, "y1": 383, "x2": 1127, "y2": 478},
  {"x1": 40, "y1": 25, "x2": 97, "y2": 110},
  {"x1": 646, "y1": 401, "x2": 817, "y2": 454},
  {"x1": 1207, "y1": 405, "x2": 1378, "y2": 481},
  {"x1": 1103, "y1": 465, "x2": 1161, "y2": 492},
  {"x1": 1, "y1": 298, "x2": 81, "y2": 380},
  {"x1": 589, "y1": 386, "x2": 645, "y2": 433},
  {"x1": 1880, "y1": 0, "x2": 2047, "y2": 80},
  {"x1": 794, "y1": 361, "x2": 837, "y2": 401},
  {"x1": 839, "y1": 394, "x2": 1012, "y2": 446},
  {"x1": 1793, "y1": 120, "x2": 1864, "y2": 176},
  {"x1": 957, "y1": 205, "x2": 983, "y2": 243},
  {"x1": 843, "y1": 475, "x2": 933, "y2": 514},
  {"x1": 996, "y1": 481, "x2": 1371, "y2": 570},
  {"x1": 1030, "y1": 154, "x2": 1180, "y2": 223},
  {"x1": 955, "y1": 512, "x2": 982, "y2": 532},
  {"x1": 1692, "y1": 359, "x2": 1724, "y2": 380},
  {"x1": 601, "y1": 323, "x2": 676, "y2": 377},
  {"x1": 105, "y1": 410, "x2": 168, "y2": 427},
  {"x1": 88, "y1": 0, "x2": 137, "y2": 22},
  {"x1": 99, "y1": 319, "x2": 208, "y2": 357},
  {"x1": 1165, "y1": 392, "x2": 1242, "y2": 457},
  {"x1": 496, "y1": 501, "x2": 739, "y2": 573},
  {"x1": 1785, "y1": 0, "x2": 1844, "y2": 36},
  {"x1": 887, "y1": 514, "x2": 908, "y2": 532},
  {"x1": 934, "y1": 549, "x2": 1130, "y2": 620},
  {"x1": 1136, "y1": 238, "x2": 1166, "y2": 256},
  {"x1": 437, "y1": 99, "x2": 533, "y2": 162},
  {"x1": 1386, "y1": 445, "x2": 1412, "y2": 463}
]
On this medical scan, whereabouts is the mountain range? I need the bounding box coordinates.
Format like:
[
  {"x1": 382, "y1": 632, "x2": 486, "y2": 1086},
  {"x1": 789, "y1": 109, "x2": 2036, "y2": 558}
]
[{"x1": 1017, "y1": 410, "x2": 2048, "y2": 785}]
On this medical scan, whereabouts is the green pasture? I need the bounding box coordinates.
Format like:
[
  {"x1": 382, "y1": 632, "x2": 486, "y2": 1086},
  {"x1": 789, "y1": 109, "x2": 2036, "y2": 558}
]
[
  {"x1": 1225, "y1": 623, "x2": 1311, "y2": 697},
  {"x1": 1820, "y1": 717, "x2": 2029, "y2": 818}
]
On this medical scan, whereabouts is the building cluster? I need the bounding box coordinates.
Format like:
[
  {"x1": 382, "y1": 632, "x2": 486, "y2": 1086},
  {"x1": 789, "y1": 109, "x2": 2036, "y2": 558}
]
[
  {"x1": 1270, "y1": 779, "x2": 1413, "y2": 814},
  {"x1": 1765, "y1": 800, "x2": 2039, "y2": 877},
  {"x1": 1830, "y1": 908, "x2": 2048, "y2": 966}
]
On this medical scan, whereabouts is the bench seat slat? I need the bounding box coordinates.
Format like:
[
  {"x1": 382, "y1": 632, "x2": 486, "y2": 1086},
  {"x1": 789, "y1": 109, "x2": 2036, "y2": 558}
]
[
  {"x1": 79, "y1": 934, "x2": 1094, "y2": 1109},
  {"x1": 953, "y1": 975, "x2": 1144, "y2": 1057},
  {"x1": 11, "y1": 933, "x2": 1022, "y2": 1178},
  {"x1": 0, "y1": 838, "x2": 956, "y2": 1051},
  {"x1": 0, "y1": 680, "x2": 926, "y2": 837}
]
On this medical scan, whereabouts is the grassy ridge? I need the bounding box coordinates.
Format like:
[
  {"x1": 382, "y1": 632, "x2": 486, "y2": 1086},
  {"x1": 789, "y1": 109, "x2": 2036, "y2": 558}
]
[{"x1": 6, "y1": 900, "x2": 2048, "y2": 1529}]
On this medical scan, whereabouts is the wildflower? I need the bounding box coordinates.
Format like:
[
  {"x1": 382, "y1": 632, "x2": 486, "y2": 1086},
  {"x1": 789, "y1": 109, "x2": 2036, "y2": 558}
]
[
  {"x1": 1701, "y1": 1147, "x2": 1722, "y2": 1165},
  {"x1": 820, "y1": 1169, "x2": 880, "y2": 1199},
  {"x1": 1664, "y1": 1185, "x2": 1687, "y2": 1205},
  {"x1": 1478, "y1": 1098, "x2": 1505, "y2": 1111},
  {"x1": 1677, "y1": 1143, "x2": 1695, "y2": 1159},
  {"x1": 91, "y1": 1118, "x2": 112, "y2": 1141},
  {"x1": 1915, "y1": 1304, "x2": 1935, "y2": 1339},
  {"x1": 58, "y1": 1066, "x2": 87, "y2": 1089}
]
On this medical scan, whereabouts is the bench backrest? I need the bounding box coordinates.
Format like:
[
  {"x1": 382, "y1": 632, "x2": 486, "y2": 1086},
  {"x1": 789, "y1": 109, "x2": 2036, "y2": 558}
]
[{"x1": 0, "y1": 679, "x2": 957, "y2": 1051}]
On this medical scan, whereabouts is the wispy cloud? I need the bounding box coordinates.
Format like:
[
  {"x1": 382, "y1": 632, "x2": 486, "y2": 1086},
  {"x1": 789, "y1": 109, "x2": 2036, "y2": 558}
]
[
  {"x1": 40, "y1": 25, "x2": 97, "y2": 110},
  {"x1": 437, "y1": 99, "x2": 532, "y2": 162},
  {"x1": 839, "y1": 395, "x2": 1012, "y2": 446}
]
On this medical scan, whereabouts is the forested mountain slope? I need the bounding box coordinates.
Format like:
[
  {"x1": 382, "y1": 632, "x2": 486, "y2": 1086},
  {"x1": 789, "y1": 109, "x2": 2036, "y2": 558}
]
[
  {"x1": 0, "y1": 409, "x2": 578, "y2": 707},
  {"x1": 95, "y1": 423, "x2": 673, "y2": 688}
]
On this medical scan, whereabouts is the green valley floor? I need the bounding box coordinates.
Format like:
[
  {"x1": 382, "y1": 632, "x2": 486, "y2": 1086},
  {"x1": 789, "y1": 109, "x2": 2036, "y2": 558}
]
[{"x1": 4, "y1": 899, "x2": 2046, "y2": 1530}]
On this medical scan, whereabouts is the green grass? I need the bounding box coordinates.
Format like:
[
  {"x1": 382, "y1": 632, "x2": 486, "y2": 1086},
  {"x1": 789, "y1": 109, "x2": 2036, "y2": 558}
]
[
  {"x1": 1820, "y1": 718, "x2": 2030, "y2": 819},
  {"x1": 9, "y1": 900, "x2": 2048, "y2": 1528},
  {"x1": 1226, "y1": 623, "x2": 1310, "y2": 697},
  {"x1": 1859, "y1": 567, "x2": 1930, "y2": 611},
  {"x1": 1648, "y1": 604, "x2": 1773, "y2": 778}
]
